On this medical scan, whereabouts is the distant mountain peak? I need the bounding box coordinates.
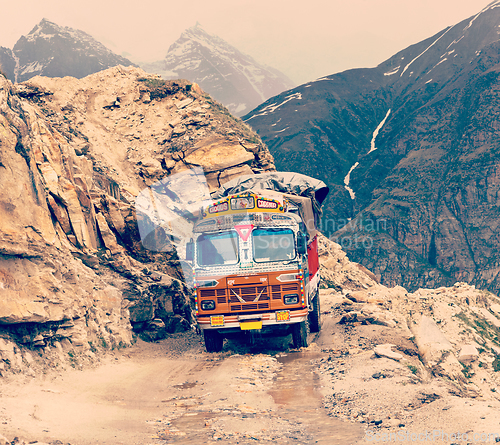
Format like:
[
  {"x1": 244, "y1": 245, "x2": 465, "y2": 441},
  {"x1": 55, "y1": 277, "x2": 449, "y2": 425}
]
[
  {"x1": 23, "y1": 18, "x2": 104, "y2": 49},
  {"x1": 191, "y1": 21, "x2": 204, "y2": 31},
  {"x1": 25, "y1": 18, "x2": 60, "y2": 41},
  {"x1": 0, "y1": 19, "x2": 137, "y2": 83},
  {"x1": 144, "y1": 26, "x2": 295, "y2": 116},
  {"x1": 178, "y1": 24, "x2": 214, "y2": 42}
]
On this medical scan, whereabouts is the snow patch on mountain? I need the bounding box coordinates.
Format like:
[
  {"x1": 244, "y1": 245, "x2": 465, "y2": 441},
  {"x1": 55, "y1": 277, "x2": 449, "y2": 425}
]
[
  {"x1": 21, "y1": 61, "x2": 46, "y2": 75},
  {"x1": 401, "y1": 27, "x2": 452, "y2": 77},
  {"x1": 463, "y1": 1, "x2": 498, "y2": 32},
  {"x1": 447, "y1": 35, "x2": 465, "y2": 50},
  {"x1": 244, "y1": 92, "x2": 302, "y2": 122},
  {"x1": 343, "y1": 109, "x2": 391, "y2": 200},
  {"x1": 344, "y1": 162, "x2": 359, "y2": 200},
  {"x1": 384, "y1": 66, "x2": 400, "y2": 76},
  {"x1": 274, "y1": 127, "x2": 289, "y2": 134},
  {"x1": 311, "y1": 75, "x2": 332, "y2": 83},
  {"x1": 432, "y1": 58, "x2": 448, "y2": 70},
  {"x1": 368, "y1": 109, "x2": 391, "y2": 154}
]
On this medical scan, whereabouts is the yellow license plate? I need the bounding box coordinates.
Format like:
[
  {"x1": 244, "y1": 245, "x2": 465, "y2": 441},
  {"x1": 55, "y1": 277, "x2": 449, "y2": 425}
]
[
  {"x1": 210, "y1": 315, "x2": 224, "y2": 327},
  {"x1": 240, "y1": 321, "x2": 262, "y2": 330},
  {"x1": 276, "y1": 310, "x2": 290, "y2": 322}
]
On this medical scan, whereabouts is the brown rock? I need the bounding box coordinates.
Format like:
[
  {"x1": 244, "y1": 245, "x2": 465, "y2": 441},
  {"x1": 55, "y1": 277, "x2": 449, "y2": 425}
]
[
  {"x1": 458, "y1": 345, "x2": 479, "y2": 364},
  {"x1": 184, "y1": 137, "x2": 254, "y2": 173},
  {"x1": 59, "y1": 178, "x2": 95, "y2": 251},
  {"x1": 96, "y1": 213, "x2": 124, "y2": 255},
  {"x1": 218, "y1": 164, "x2": 254, "y2": 186},
  {"x1": 190, "y1": 83, "x2": 203, "y2": 95}
]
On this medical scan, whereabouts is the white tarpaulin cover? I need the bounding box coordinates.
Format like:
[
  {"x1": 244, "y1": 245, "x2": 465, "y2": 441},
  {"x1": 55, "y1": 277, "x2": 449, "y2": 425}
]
[{"x1": 211, "y1": 172, "x2": 329, "y2": 231}]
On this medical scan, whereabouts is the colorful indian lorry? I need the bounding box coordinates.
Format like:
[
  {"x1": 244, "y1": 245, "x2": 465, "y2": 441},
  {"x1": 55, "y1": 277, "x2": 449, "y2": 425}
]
[{"x1": 186, "y1": 173, "x2": 329, "y2": 352}]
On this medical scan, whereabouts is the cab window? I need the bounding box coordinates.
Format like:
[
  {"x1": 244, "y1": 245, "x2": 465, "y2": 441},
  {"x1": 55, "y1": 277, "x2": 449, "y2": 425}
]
[
  {"x1": 252, "y1": 228, "x2": 295, "y2": 262},
  {"x1": 197, "y1": 231, "x2": 239, "y2": 266}
]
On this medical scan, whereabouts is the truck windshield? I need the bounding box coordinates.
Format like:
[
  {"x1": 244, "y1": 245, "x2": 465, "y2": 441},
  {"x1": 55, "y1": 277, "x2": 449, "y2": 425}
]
[
  {"x1": 252, "y1": 228, "x2": 295, "y2": 262},
  {"x1": 197, "y1": 231, "x2": 239, "y2": 266}
]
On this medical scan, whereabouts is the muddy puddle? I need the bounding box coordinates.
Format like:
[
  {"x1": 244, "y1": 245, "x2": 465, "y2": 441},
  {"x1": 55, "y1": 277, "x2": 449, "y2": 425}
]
[
  {"x1": 151, "y1": 331, "x2": 364, "y2": 444},
  {"x1": 269, "y1": 350, "x2": 364, "y2": 444}
]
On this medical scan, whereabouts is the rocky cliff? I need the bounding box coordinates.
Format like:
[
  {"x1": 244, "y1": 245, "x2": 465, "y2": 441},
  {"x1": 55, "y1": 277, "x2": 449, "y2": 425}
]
[
  {"x1": 315, "y1": 237, "x2": 500, "y2": 418},
  {"x1": 0, "y1": 65, "x2": 274, "y2": 373},
  {"x1": 244, "y1": 1, "x2": 500, "y2": 293}
]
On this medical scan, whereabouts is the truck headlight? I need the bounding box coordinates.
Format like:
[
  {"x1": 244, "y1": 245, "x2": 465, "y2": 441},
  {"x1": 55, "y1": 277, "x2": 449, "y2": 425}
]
[
  {"x1": 201, "y1": 300, "x2": 216, "y2": 310},
  {"x1": 284, "y1": 294, "x2": 299, "y2": 305},
  {"x1": 277, "y1": 273, "x2": 299, "y2": 282},
  {"x1": 198, "y1": 280, "x2": 219, "y2": 288}
]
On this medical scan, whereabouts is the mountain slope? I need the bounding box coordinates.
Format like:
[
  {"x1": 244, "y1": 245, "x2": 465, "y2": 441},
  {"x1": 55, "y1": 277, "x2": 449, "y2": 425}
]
[
  {"x1": 0, "y1": 19, "x2": 137, "y2": 83},
  {"x1": 142, "y1": 24, "x2": 295, "y2": 116},
  {"x1": 0, "y1": 47, "x2": 16, "y2": 80},
  {"x1": 244, "y1": 0, "x2": 500, "y2": 292}
]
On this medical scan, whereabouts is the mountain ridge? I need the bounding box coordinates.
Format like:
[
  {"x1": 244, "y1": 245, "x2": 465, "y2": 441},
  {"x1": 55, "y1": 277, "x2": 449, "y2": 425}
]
[{"x1": 243, "y1": 0, "x2": 500, "y2": 292}]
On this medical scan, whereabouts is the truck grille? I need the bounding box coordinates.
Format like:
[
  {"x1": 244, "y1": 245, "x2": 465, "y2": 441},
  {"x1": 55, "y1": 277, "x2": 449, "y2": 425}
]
[
  {"x1": 231, "y1": 303, "x2": 269, "y2": 311},
  {"x1": 271, "y1": 283, "x2": 299, "y2": 299},
  {"x1": 199, "y1": 282, "x2": 299, "y2": 311},
  {"x1": 229, "y1": 285, "x2": 269, "y2": 303},
  {"x1": 200, "y1": 288, "x2": 227, "y2": 304}
]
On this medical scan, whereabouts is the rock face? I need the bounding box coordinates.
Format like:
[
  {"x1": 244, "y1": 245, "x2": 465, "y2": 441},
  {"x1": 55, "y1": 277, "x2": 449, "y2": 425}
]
[
  {"x1": 318, "y1": 235, "x2": 378, "y2": 291},
  {"x1": 326, "y1": 276, "x2": 500, "y2": 403},
  {"x1": 0, "y1": 18, "x2": 137, "y2": 83},
  {"x1": 0, "y1": 48, "x2": 15, "y2": 81},
  {"x1": 243, "y1": 1, "x2": 500, "y2": 293},
  {"x1": 0, "y1": 65, "x2": 274, "y2": 372},
  {"x1": 142, "y1": 24, "x2": 295, "y2": 117}
]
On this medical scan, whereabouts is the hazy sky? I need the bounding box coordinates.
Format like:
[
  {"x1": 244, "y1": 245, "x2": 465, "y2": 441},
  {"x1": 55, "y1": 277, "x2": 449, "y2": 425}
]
[{"x1": 0, "y1": 0, "x2": 495, "y2": 84}]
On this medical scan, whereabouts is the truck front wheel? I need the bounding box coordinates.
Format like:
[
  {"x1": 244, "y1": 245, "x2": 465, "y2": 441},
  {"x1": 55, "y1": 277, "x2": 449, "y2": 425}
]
[
  {"x1": 204, "y1": 330, "x2": 223, "y2": 352},
  {"x1": 309, "y1": 292, "x2": 321, "y2": 333},
  {"x1": 291, "y1": 319, "x2": 309, "y2": 349}
]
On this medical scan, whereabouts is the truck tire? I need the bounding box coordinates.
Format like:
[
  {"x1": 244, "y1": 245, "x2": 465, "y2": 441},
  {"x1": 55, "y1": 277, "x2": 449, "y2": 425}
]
[
  {"x1": 292, "y1": 319, "x2": 309, "y2": 349},
  {"x1": 204, "y1": 330, "x2": 223, "y2": 352},
  {"x1": 309, "y1": 292, "x2": 321, "y2": 333}
]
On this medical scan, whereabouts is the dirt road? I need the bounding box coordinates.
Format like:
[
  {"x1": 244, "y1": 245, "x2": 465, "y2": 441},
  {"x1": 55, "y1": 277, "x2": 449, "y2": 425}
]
[
  {"x1": 4, "y1": 290, "x2": 500, "y2": 445},
  {"x1": 0, "y1": 292, "x2": 364, "y2": 445}
]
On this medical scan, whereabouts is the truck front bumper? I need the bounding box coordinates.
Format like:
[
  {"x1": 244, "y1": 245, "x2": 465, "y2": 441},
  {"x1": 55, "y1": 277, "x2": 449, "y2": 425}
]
[{"x1": 197, "y1": 308, "x2": 308, "y2": 331}]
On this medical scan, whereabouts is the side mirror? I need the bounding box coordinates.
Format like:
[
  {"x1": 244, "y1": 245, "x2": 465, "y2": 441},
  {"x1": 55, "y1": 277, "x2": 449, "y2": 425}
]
[
  {"x1": 297, "y1": 233, "x2": 307, "y2": 255},
  {"x1": 186, "y1": 239, "x2": 194, "y2": 261}
]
